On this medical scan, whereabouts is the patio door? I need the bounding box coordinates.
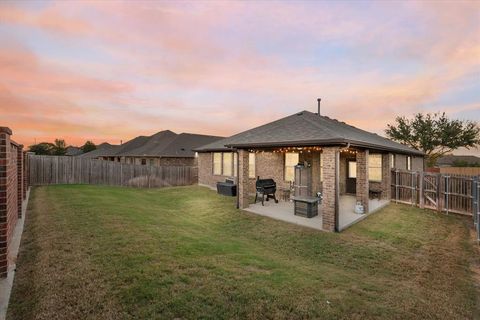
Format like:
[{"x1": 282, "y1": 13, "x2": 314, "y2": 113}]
[{"x1": 346, "y1": 160, "x2": 356, "y2": 194}]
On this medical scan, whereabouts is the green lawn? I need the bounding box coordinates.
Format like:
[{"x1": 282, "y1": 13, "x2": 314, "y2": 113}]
[{"x1": 7, "y1": 185, "x2": 480, "y2": 319}]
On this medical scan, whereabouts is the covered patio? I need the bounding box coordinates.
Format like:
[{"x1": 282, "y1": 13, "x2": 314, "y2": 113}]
[
  {"x1": 236, "y1": 145, "x2": 394, "y2": 232},
  {"x1": 244, "y1": 194, "x2": 389, "y2": 231},
  {"x1": 196, "y1": 109, "x2": 424, "y2": 232}
]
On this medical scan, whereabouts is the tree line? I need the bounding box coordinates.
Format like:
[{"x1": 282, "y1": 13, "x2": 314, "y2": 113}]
[
  {"x1": 29, "y1": 139, "x2": 96, "y2": 156},
  {"x1": 26, "y1": 112, "x2": 479, "y2": 166},
  {"x1": 386, "y1": 112, "x2": 479, "y2": 167}
]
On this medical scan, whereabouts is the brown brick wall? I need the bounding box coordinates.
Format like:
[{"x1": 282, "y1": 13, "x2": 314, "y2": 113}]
[
  {"x1": 392, "y1": 154, "x2": 424, "y2": 171},
  {"x1": 394, "y1": 154, "x2": 407, "y2": 170},
  {"x1": 381, "y1": 153, "x2": 392, "y2": 200},
  {"x1": 356, "y1": 149, "x2": 369, "y2": 213},
  {"x1": 322, "y1": 147, "x2": 339, "y2": 232},
  {"x1": 17, "y1": 145, "x2": 23, "y2": 218},
  {"x1": 339, "y1": 155, "x2": 348, "y2": 194},
  {"x1": 121, "y1": 156, "x2": 196, "y2": 166},
  {"x1": 198, "y1": 153, "x2": 234, "y2": 188},
  {"x1": 0, "y1": 127, "x2": 22, "y2": 278},
  {"x1": 238, "y1": 149, "x2": 249, "y2": 209},
  {"x1": 412, "y1": 156, "x2": 424, "y2": 171},
  {"x1": 23, "y1": 151, "x2": 28, "y2": 199}
]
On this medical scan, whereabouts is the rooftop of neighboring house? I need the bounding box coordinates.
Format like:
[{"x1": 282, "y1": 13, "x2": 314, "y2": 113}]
[
  {"x1": 65, "y1": 146, "x2": 83, "y2": 156},
  {"x1": 79, "y1": 131, "x2": 224, "y2": 158},
  {"x1": 77, "y1": 142, "x2": 120, "y2": 158},
  {"x1": 436, "y1": 155, "x2": 480, "y2": 167},
  {"x1": 195, "y1": 110, "x2": 424, "y2": 155}
]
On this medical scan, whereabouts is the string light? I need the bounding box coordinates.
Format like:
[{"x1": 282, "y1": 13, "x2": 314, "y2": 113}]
[
  {"x1": 340, "y1": 148, "x2": 358, "y2": 155},
  {"x1": 246, "y1": 146, "x2": 359, "y2": 155},
  {"x1": 248, "y1": 146, "x2": 323, "y2": 153}
]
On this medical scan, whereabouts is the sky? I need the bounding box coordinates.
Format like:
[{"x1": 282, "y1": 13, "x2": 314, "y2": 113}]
[{"x1": 0, "y1": 0, "x2": 479, "y2": 155}]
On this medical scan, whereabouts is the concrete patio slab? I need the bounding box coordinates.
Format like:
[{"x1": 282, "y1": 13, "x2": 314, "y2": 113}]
[
  {"x1": 245, "y1": 200, "x2": 323, "y2": 231},
  {"x1": 244, "y1": 195, "x2": 390, "y2": 232}
]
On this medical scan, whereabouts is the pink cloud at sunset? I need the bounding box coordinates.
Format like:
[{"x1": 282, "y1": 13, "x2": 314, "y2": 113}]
[{"x1": 0, "y1": 1, "x2": 478, "y2": 155}]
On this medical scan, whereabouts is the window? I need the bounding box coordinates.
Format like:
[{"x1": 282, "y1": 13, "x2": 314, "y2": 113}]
[
  {"x1": 248, "y1": 153, "x2": 255, "y2": 178},
  {"x1": 390, "y1": 154, "x2": 395, "y2": 168},
  {"x1": 213, "y1": 152, "x2": 237, "y2": 176},
  {"x1": 141, "y1": 159, "x2": 147, "y2": 165},
  {"x1": 319, "y1": 153, "x2": 324, "y2": 182},
  {"x1": 368, "y1": 154, "x2": 382, "y2": 181},
  {"x1": 149, "y1": 159, "x2": 154, "y2": 166},
  {"x1": 223, "y1": 152, "x2": 233, "y2": 176},
  {"x1": 284, "y1": 153, "x2": 299, "y2": 182},
  {"x1": 348, "y1": 161, "x2": 357, "y2": 178},
  {"x1": 213, "y1": 153, "x2": 222, "y2": 175},
  {"x1": 407, "y1": 156, "x2": 412, "y2": 170}
]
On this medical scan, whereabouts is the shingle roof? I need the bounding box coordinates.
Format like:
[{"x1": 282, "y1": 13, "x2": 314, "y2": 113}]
[
  {"x1": 65, "y1": 146, "x2": 83, "y2": 156},
  {"x1": 77, "y1": 143, "x2": 120, "y2": 158},
  {"x1": 437, "y1": 155, "x2": 480, "y2": 166},
  {"x1": 116, "y1": 130, "x2": 178, "y2": 156},
  {"x1": 195, "y1": 110, "x2": 424, "y2": 155},
  {"x1": 160, "y1": 133, "x2": 225, "y2": 157},
  {"x1": 87, "y1": 130, "x2": 224, "y2": 158}
]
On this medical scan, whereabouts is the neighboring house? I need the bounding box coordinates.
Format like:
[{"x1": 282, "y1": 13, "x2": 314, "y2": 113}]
[
  {"x1": 195, "y1": 110, "x2": 424, "y2": 232},
  {"x1": 81, "y1": 130, "x2": 223, "y2": 167},
  {"x1": 65, "y1": 146, "x2": 83, "y2": 156},
  {"x1": 78, "y1": 142, "x2": 120, "y2": 159},
  {"x1": 436, "y1": 155, "x2": 480, "y2": 167}
]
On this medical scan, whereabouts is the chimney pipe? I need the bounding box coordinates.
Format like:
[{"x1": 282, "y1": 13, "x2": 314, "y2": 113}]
[{"x1": 317, "y1": 98, "x2": 321, "y2": 116}]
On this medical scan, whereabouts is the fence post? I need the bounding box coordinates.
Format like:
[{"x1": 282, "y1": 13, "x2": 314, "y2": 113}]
[
  {"x1": 472, "y1": 176, "x2": 478, "y2": 228},
  {"x1": 477, "y1": 181, "x2": 480, "y2": 243},
  {"x1": 395, "y1": 170, "x2": 399, "y2": 204},
  {"x1": 445, "y1": 175, "x2": 449, "y2": 214},
  {"x1": 436, "y1": 174, "x2": 441, "y2": 212},
  {"x1": 419, "y1": 171, "x2": 424, "y2": 209},
  {"x1": 120, "y1": 162, "x2": 123, "y2": 186}
]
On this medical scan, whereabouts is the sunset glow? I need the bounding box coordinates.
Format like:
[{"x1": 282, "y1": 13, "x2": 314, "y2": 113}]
[{"x1": 1, "y1": 1, "x2": 479, "y2": 153}]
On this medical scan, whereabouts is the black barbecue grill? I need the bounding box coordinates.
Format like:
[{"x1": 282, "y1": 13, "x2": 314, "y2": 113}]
[{"x1": 255, "y1": 177, "x2": 279, "y2": 206}]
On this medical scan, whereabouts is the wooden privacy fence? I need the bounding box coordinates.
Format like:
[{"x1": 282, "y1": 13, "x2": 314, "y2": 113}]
[
  {"x1": 439, "y1": 167, "x2": 480, "y2": 176},
  {"x1": 391, "y1": 169, "x2": 480, "y2": 242},
  {"x1": 29, "y1": 155, "x2": 198, "y2": 188}
]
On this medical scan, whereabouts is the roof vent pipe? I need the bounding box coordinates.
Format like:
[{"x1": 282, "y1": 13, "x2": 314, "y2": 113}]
[{"x1": 317, "y1": 98, "x2": 321, "y2": 116}]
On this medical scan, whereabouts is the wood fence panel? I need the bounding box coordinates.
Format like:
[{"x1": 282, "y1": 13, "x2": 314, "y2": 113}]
[
  {"x1": 440, "y1": 167, "x2": 480, "y2": 176},
  {"x1": 391, "y1": 169, "x2": 478, "y2": 217},
  {"x1": 28, "y1": 155, "x2": 198, "y2": 188}
]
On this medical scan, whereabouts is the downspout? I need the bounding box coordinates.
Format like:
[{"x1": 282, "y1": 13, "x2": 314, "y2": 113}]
[{"x1": 236, "y1": 149, "x2": 240, "y2": 209}]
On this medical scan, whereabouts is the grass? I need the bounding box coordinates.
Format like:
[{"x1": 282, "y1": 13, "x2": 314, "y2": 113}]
[{"x1": 7, "y1": 185, "x2": 480, "y2": 319}]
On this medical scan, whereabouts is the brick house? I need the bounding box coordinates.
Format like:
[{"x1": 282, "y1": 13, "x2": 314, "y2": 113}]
[
  {"x1": 80, "y1": 130, "x2": 223, "y2": 167},
  {"x1": 195, "y1": 110, "x2": 424, "y2": 232}
]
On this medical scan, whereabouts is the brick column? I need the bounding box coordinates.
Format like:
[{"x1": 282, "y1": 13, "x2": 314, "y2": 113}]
[
  {"x1": 322, "y1": 147, "x2": 339, "y2": 232},
  {"x1": 381, "y1": 153, "x2": 391, "y2": 200},
  {"x1": 23, "y1": 151, "x2": 27, "y2": 199},
  {"x1": 0, "y1": 127, "x2": 12, "y2": 278},
  {"x1": 356, "y1": 149, "x2": 369, "y2": 214},
  {"x1": 238, "y1": 149, "x2": 250, "y2": 209},
  {"x1": 17, "y1": 145, "x2": 23, "y2": 218}
]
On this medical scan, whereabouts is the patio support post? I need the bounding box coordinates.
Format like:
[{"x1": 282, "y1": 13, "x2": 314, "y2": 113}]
[
  {"x1": 238, "y1": 149, "x2": 249, "y2": 209},
  {"x1": 356, "y1": 149, "x2": 369, "y2": 214},
  {"x1": 381, "y1": 153, "x2": 391, "y2": 200},
  {"x1": 322, "y1": 147, "x2": 339, "y2": 232}
]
